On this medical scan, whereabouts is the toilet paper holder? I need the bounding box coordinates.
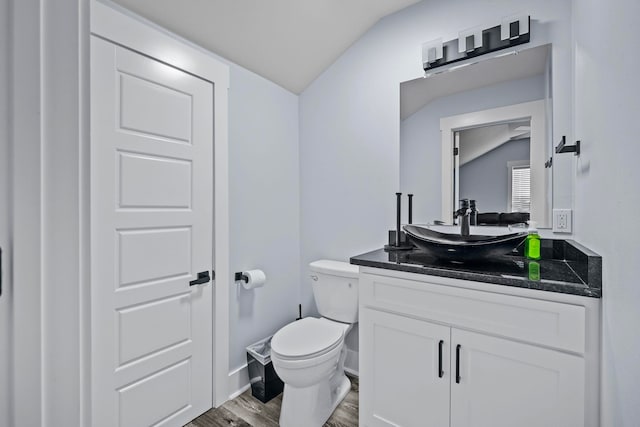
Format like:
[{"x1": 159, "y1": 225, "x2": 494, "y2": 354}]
[
  {"x1": 235, "y1": 269, "x2": 267, "y2": 289},
  {"x1": 234, "y1": 272, "x2": 249, "y2": 283}
]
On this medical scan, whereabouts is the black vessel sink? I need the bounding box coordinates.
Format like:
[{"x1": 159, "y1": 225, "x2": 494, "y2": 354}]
[{"x1": 403, "y1": 224, "x2": 527, "y2": 261}]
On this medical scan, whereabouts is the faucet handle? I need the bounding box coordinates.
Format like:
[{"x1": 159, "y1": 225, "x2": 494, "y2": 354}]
[{"x1": 454, "y1": 207, "x2": 471, "y2": 216}]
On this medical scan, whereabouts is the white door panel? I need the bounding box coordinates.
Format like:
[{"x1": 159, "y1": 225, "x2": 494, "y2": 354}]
[
  {"x1": 118, "y1": 359, "x2": 191, "y2": 427},
  {"x1": 117, "y1": 293, "x2": 191, "y2": 365},
  {"x1": 117, "y1": 227, "x2": 192, "y2": 287},
  {"x1": 118, "y1": 72, "x2": 193, "y2": 143},
  {"x1": 91, "y1": 36, "x2": 213, "y2": 427},
  {"x1": 118, "y1": 152, "x2": 192, "y2": 209}
]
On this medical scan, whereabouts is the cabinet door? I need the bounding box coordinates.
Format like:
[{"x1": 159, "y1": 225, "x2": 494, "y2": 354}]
[
  {"x1": 450, "y1": 329, "x2": 585, "y2": 427},
  {"x1": 360, "y1": 308, "x2": 450, "y2": 427}
]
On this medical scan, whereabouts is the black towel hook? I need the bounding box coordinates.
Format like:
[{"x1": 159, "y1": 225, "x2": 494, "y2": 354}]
[{"x1": 555, "y1": 136, "x2": 580, "y2": 156}]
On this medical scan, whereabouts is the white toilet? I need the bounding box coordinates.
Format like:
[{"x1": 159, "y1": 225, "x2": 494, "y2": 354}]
[{"x1": 271, "y1": 260, "x2": 359, "y2": 427}]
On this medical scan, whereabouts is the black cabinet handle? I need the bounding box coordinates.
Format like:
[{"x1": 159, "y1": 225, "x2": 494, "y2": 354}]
[
  {"x1": 189, "y1": 271, "x2": 211, "y2": 286},
  {"x1": 455, "y1": 344, "x2": 461, "y2": 384},
  {"x1": 438, "y1": 340, "x2": 444, "y2": 378}
]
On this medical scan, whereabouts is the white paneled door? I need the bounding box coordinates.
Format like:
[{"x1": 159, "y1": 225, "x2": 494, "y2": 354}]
[{"x1": 91, "y1": 36, "x2": 214, "y2": 427}]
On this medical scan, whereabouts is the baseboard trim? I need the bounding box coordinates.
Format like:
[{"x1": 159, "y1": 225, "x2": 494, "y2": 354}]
[
  {"x1": 228, "y1": 364, "x2": 250, "y2": 400},
  {"x1": 344, "y1": 348, "x2": 359, "y2": 377},
  {"x1": 227, "y1": 349, "x2": 358, "y2": 401},
  {"x1": 344, "y1": 366, "x2": 359, "y2": 377}
]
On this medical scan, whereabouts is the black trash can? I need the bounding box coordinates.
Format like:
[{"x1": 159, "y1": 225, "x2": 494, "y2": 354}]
[{"x1": 246, "y1": 335, "x2": 284, "y2": 403}]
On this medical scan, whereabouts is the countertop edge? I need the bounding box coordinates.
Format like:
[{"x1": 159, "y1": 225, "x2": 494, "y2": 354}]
[{"x1": 350, "y1": 247, "x2": 602, "y2": 299}]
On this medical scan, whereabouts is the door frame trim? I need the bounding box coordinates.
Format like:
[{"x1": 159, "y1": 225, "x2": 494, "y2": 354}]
[
  {"x1": 90, "y1": 0, "x2": 231, "y2": 409},
  {"x1": 11, "y1": 0, "x2": 92, "y2": 425}
]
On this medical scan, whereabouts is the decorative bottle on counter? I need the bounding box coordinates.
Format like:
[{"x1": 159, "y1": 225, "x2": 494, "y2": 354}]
[{"x1": 525, "y1": 221, "x2": 541, "y2": 260}]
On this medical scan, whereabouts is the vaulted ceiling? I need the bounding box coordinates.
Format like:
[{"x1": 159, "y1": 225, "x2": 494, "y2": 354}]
[{"x1": 112, "y1": 0, "x2": 422, "y2": 93}]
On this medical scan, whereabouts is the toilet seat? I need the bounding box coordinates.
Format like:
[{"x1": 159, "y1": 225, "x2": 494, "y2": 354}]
[{"x1": 271, "y1": 317, "x2": 345, "y2": 361}]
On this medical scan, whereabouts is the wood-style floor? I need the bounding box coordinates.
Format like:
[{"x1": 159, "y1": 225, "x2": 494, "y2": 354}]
[{"x1": 186, "y1": 375, "x2": 359, "y2": 427}]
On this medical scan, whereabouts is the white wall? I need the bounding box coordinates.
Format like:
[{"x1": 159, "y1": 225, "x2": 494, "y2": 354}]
[
  {"x1": 572, "y1": 0, "x2": 640, "y2": 425},
  {"x1": 228, "y1": 63, "x2": 301, "y2": 373},
  {"x1": 400, "y1": 74, "x2": 545, "y2": 223},
  {"x1": 0, "y1": 0, "x2": 11, "y2": 425}
]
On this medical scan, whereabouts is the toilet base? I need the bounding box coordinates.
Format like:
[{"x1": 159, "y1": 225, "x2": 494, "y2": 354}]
[{"x1": 279, "y1": 372, "x2": 351, "y2": 427}]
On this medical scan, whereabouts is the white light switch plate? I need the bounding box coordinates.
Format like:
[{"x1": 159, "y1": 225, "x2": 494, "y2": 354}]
[{"x1": 553, "y1": 209, "x2": 572, "y2": 233}]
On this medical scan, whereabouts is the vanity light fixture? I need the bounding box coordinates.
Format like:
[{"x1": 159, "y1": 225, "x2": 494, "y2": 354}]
[
  {"x1": 458, "y1": 25, "x2": 483, "y2": 53},
  {"x1": 421, "y1": 38, "x2": 443, "y2": 69},
  {"x1": 501, "y1": 13, "x2": 530, "y2": 41},
  {"x1": 422, "y1": 14, "x2": 530, "y2": 72}
]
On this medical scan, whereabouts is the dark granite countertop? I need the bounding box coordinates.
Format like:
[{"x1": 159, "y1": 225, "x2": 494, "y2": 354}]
[{"x1": 350, "y1": 239, "x2": 602, "y2": 298}]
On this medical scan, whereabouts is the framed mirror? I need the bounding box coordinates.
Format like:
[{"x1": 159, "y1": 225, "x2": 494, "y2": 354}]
[{"x1": 400, "y1": 43, "x2": 553, "y2": 228}]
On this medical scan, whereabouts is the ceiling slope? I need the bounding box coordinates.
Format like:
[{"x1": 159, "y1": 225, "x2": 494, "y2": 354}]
[{"x1": 112, "y1": 0, "x2": 422, "y2": 93}]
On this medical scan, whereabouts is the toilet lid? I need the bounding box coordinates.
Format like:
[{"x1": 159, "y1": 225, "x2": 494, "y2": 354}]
[{"x1": 271, "y1": 318, "x2": 345, "y2": 359}]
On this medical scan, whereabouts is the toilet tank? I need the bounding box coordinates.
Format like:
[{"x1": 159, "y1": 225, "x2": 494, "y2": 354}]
[{"x1": 309, "y1": 260, "x2": 359, "y2": 324}]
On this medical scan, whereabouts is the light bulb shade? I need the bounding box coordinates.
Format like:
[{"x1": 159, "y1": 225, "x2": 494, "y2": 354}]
[
  {"x1": 458, "y1": 25, "x2": 483, "y2": 53},
  {"x1": 421, "y1": 38, "x2": 443, "y2": 67},
  {"x1": 501, "y1": 13, "x2": 530, "y2": 40}
]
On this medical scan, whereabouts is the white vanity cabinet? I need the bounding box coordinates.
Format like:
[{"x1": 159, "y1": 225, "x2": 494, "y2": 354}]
[
  {"x1": 448, "y1": 328, "x2": 584, "y2": 427},
  {"x1": 358, "y1": 268, "x2": 600, "y2": 427},
  {"x1": 360, "y1": 308, "x2": 451, "y2": 426}
]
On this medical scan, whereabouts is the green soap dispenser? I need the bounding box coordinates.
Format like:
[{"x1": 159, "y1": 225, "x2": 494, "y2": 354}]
[{"x1": 525, "y1": 221, "x2": 541, "y2": 260}]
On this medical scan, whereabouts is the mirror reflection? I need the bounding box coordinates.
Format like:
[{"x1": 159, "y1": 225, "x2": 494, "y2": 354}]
[
  {"x1": 400, "y1": 44, "x2": 552, "y2": 228},
  {"x1": 456, "y1": 120, "x2": 531, "y2": 217}
]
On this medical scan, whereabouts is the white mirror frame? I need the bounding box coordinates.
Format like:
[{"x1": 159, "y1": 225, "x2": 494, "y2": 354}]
[{"x1": 440, "y1": 100, "x2": 549, "y2": 227}]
